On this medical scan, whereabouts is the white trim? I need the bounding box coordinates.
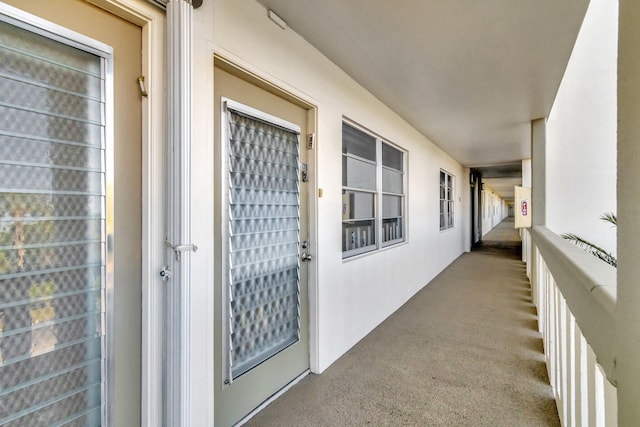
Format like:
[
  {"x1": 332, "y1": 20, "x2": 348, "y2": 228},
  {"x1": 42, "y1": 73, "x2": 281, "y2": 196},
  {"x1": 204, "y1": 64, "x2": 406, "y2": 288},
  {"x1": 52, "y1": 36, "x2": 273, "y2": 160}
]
[
  {"x1": 87, "y1": 1, "x2": 166, "y2": 426},
  {"x1": 225, "y1": 98, "x2": 301, "y2": 134}
]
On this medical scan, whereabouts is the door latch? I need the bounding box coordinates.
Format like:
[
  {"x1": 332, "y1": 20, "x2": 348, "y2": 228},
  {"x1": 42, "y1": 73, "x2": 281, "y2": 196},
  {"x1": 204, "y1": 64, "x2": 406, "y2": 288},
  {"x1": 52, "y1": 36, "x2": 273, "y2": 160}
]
[{"x1": 301, "y1": 240, "x2": 313, "y2": 261}]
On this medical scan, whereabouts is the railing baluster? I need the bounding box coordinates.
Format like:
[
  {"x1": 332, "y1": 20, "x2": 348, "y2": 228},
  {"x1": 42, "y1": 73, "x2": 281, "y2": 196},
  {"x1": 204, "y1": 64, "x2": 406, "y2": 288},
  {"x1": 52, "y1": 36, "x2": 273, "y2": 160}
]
[{"x1": 524, "y1": 229, "x2": 616, "y2": 426}]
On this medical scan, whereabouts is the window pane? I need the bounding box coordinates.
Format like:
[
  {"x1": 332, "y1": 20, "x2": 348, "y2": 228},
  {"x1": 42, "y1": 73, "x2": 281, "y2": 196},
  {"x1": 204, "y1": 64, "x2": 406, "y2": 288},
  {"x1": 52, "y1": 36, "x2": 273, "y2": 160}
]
[
  {"x1": 345, "y1": 156, "x2": 376, "y2": 190},
  {"x1": 342, "y1": 191, "x2": 374, "y2": 220},
  {"x1": 382, "y1": 143, "x2": 402, "y2": 171},
  {"x1": 382, "y1": 168, "x2": 402, "y2": 193},
  {"x1": 440, "y1": 171, "x2": 445, "y2": 185},
  {"x1": 382, "y1": 217, "x2": 403, "y2": 242},
  {"x1": 342, "y1": 220, "x2": 375, "y2": 251},
  {"x1": 382, "y1": 194, "x2": 402, "y2": 218},
  {"x1": 0, "y1": 19, "x2": 105, "y2": 426},
  {"x1": 342, "y1": 122, "x2": 376, "y2": 161}
]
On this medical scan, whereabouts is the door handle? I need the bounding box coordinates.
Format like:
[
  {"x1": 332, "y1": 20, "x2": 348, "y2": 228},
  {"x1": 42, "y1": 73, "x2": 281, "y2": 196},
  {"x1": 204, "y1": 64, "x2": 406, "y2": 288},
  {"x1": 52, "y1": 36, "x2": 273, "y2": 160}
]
[{"x1": 301, "y1": 252, "x2": 313, "y2": 262}]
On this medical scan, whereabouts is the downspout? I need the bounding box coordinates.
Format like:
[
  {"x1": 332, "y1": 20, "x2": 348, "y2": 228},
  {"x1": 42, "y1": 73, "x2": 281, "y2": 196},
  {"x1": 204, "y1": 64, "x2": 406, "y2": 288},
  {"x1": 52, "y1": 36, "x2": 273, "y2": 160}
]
[{"x1": 164, "y1": 1, "x2": 196, "y2": 425}]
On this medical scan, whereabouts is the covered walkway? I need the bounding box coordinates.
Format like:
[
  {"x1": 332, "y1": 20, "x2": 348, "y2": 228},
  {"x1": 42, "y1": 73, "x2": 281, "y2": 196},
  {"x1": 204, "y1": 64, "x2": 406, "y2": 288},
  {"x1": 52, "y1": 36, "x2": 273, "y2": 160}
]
[{"x1": 247, "y1": 218, "x2": 558, "y2": 426}]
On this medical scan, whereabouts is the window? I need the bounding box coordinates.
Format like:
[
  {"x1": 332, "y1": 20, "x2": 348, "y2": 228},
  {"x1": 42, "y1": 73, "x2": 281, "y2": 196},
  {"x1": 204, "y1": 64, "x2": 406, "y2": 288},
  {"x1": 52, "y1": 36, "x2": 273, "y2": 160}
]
[
  {"x1": 440, "y1": 170, "x2": 455, "y2": 230},
  {"x1": 222, "y1": 100, "x2": 302, "y2": 382},
  {"x1": 0, "y1": 14, "x2": 109, "y2": 425},
  {"x1": 342, "y1": 122, "x2": 405, "y2": 257}
]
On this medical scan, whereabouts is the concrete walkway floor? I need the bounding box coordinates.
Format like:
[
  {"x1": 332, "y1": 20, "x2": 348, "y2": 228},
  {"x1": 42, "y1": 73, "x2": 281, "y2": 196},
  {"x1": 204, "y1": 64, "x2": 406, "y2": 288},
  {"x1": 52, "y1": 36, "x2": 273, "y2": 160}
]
[{"x1": 246, "y1": 217, "x2": 558, "y2": 426}]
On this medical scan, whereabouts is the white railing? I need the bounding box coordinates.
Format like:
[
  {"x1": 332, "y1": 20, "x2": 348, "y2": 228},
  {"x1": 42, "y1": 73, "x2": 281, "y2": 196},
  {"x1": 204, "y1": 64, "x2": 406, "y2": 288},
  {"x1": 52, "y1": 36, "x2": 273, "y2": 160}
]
[{"x1": 524, "y1": 227, "x2": 617, "y2": 427}]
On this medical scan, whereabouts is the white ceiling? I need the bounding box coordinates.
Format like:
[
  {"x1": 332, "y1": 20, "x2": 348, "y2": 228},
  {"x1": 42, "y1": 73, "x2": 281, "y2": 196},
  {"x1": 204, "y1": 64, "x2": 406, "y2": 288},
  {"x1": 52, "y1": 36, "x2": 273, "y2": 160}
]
[{"x1": 255, "y1": 0, "x2": 589, "y2": 176}]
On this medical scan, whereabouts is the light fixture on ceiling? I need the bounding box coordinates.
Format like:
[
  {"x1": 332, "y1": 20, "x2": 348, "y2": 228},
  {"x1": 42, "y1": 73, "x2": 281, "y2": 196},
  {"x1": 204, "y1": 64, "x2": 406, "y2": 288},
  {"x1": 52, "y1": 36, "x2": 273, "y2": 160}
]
[{"x1": 268, "y1": 9, "x2": 288, "y2": 30}]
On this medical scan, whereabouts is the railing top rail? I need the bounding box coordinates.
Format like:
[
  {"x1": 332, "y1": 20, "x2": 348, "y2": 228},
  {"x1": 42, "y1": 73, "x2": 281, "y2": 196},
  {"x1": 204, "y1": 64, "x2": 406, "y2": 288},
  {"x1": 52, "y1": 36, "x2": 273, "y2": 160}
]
[{"x1": 531, "y1": 226, "x2": 617, "y2": 384}]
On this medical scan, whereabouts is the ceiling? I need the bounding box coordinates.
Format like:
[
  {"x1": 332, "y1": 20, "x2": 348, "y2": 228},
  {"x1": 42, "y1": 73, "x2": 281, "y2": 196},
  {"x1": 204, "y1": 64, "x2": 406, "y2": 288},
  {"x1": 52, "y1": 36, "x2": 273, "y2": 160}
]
[{"x1": 255, "y1": 0, "x2": 589, "y2": 197}]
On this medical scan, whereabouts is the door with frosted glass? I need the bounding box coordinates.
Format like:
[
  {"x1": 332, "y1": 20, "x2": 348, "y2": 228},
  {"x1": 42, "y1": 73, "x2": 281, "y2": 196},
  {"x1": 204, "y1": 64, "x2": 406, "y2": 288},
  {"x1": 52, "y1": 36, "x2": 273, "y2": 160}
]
[
  {"x1": 214, "y1": 66, "x2": 310, "y2": 426},
  {"x1": 0, "y1": 1, "x2": 142, "y2": 425}
]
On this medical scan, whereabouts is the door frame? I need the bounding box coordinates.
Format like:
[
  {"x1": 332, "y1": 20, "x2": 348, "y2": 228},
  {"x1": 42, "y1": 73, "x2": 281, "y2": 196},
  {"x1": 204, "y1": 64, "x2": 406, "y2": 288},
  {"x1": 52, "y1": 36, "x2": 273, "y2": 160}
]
[
  {"x1": 87, "y1": 1, "x2": 165, "y2": 424},
  {"x1": 0, "y1": 0, "x2": 164, "y2": 424},
  {"x1": 213, "y1": 54, "x2": 321, "y2": 376}
]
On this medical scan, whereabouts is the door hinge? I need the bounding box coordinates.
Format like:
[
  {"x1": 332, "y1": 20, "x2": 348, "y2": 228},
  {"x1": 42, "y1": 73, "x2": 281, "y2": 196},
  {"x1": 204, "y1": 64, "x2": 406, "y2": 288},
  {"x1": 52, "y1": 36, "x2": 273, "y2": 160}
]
[
  {"x1": 307, "y1": 133, "x2": 315, "y2": 149},
  {"x1": 137, "y1": 76, "x2": 148, "y2": 97}
]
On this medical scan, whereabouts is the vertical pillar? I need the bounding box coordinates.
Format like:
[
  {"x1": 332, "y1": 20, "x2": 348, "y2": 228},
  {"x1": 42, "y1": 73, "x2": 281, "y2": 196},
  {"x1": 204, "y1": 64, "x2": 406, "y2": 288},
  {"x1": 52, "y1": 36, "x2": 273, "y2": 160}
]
[
  {"x1": 530, "y1": 119, "x2": 546, "y2": 306},
  {"x1": 617, "y1": 1, "x2": 640, "y2": 425},
  {"x1": 531, "y1": 119, "x2": 546, "y2": 227},
  {"x1": 165, "y1": 1, "x2": 193, "y2": 425}
]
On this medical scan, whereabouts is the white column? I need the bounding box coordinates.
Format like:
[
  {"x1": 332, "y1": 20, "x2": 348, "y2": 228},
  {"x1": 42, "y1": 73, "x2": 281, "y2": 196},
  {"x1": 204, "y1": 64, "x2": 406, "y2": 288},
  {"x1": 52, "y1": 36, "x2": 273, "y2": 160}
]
[
  {"x1": 617, "y1": 0, "x2": 640, "y2": 425},
  {"x1": 531, "y1": 118, "x2": 546, "y2": 227},
  {"x1": 530, "y1": 118, "x2": 546, "y2": 306},
  {"x1": 165, "y1": 1, "x2": 193, "y2": 425}
]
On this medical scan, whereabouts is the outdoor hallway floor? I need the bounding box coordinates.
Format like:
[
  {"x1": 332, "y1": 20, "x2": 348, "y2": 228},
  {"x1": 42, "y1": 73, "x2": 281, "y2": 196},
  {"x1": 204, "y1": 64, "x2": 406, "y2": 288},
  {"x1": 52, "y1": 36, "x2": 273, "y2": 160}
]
[{"x1": 246, "y1": 217, "x2": 559, "y2": 426}]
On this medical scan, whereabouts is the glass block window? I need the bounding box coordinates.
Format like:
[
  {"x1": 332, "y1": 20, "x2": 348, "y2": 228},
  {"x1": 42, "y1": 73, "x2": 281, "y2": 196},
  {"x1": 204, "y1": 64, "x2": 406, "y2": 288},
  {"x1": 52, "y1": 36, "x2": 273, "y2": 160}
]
[
  {"x1": 0, "y1": 17, "x2": 106, "y2": 426},
  {"x1": 342, "y1": 122, "x2": 405, "y2": 258},
  {"x1": 224, "y1": 103, "x2": 301, "y2": 381},
  {"x1": 440, "y1": 170, "x2": 455, "y2": 230}
]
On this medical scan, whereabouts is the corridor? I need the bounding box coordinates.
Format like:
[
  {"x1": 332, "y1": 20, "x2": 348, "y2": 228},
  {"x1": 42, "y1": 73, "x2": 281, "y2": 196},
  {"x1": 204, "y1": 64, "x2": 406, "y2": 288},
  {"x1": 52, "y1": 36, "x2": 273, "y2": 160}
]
[{"x1": 246, "y1": 218, "x2": 559, "y2": 426}]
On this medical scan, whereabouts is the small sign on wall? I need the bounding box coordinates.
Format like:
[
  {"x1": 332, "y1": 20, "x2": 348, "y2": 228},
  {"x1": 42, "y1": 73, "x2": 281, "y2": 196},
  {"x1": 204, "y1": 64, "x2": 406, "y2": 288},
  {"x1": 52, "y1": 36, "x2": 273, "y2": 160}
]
[{"x1": 514, "y1": 185, "x2": 531, "y2": 228}]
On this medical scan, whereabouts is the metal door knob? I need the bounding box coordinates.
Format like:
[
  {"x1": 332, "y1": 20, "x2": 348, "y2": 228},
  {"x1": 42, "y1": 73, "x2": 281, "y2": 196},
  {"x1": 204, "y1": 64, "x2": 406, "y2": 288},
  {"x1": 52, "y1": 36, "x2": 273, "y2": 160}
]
[{"x1": 301, "y1": 252, "x2": 313, "y2": 262}]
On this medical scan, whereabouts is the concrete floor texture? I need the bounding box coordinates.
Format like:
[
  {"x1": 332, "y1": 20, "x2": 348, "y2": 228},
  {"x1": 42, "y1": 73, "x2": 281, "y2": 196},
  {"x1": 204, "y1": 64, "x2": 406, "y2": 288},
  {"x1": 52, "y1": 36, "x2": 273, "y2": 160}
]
[{"x1": 246, "y1": 217, "x2": 559, "y2": 426}]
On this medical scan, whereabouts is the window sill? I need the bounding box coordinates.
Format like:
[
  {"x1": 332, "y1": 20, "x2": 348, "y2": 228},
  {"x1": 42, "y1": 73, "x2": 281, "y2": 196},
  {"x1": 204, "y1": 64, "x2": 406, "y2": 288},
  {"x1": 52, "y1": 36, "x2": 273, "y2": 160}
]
[{"x1": 342, "y1": 239, "x2": 407, "y2": 263}]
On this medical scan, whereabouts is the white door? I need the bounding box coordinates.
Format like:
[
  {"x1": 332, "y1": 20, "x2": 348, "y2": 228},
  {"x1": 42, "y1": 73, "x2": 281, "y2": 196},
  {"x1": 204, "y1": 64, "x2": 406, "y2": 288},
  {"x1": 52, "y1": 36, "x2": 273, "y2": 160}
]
[
  {"x1": 0, "y1": 1, "x2": 142, "y2": 424},
  {"x1": 214, "y1": 66, "x2": 311, "y2": 426}
]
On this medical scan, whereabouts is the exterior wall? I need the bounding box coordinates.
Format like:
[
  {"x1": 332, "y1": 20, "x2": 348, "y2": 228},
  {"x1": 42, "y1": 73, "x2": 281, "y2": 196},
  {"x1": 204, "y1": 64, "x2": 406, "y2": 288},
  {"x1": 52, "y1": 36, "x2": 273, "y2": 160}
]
[
  {"x1": 213, "y1": 0, "x2": 470, "y2": 372},
  {"x1": 481, "y1": 184, "x2": 508, "y2": 236},
  {"x1": 546, "y1": 0, "x2": 618, "y2": 256},
  {"x1": 617, "y1": 0, "x2": 640, "y2": 423}
]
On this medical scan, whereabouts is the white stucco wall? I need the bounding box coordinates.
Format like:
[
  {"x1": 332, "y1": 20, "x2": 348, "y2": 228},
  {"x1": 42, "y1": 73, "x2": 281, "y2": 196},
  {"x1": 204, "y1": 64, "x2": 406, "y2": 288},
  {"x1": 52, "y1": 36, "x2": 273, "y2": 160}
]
[
  {"x1": 546, "y1": 0, "x2": 618, "y2": 256},
  {"x1": 213, "y1": 0, "x2": 470, "y2": 372}
]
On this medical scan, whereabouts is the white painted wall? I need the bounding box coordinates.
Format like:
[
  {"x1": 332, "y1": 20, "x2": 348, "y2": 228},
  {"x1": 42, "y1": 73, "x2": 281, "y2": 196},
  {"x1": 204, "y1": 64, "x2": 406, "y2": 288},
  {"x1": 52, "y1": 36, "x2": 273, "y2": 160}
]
[
  {"x1": 546, "y1": 0, "x2": 618, "y2": 256},
  {"x1": 481, "y1": 184, "x2": 508, "y2": 236},
  {"x1": 212, "y1": 0, "x2": 470, "y2": 372}
]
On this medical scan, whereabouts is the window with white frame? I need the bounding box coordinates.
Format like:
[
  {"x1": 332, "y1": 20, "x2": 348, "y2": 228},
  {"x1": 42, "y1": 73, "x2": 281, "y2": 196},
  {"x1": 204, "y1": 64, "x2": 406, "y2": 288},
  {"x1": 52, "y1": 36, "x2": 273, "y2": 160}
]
[
  {"x1": 342, "y1": 122, "x2": 405, "y2": 257},
  {"x1": 440, "y1": 170, "x2": 454, "y2": 230}
]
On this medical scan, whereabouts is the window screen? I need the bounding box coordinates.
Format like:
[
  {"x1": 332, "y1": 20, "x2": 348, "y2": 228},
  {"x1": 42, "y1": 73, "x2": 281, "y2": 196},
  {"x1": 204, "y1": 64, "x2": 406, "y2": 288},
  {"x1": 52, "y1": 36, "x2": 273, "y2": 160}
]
[{"x1": 0, "y1": 18, "x2": 106, "y2": 425}]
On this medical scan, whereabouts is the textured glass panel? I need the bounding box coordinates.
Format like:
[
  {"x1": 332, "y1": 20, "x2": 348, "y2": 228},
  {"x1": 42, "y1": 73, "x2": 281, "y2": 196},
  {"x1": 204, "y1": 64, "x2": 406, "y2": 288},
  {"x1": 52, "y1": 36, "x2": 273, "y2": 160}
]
[
  {"x1": 0, "y1": 22, "x2": 101, "y2": 97},
  {"x1": 227, "y1": 110, "x2": 300, "y2": 379},
  {"x1": 342, "y1": 122, "x2": 376, "y2": 161},
  {"x1": 341, "y1": 191, "x2": 374, "y2": 220},
  {"x1": 382, "y1": 194, "x2": 401, "y2": 218},
  {"x1": 0, "y1": 135, "x2": 102, "y2": 171},
  {"x1": 382, "y1": 168, "x2": 402, "y2": 193},
  {"x1": 345, "y1": 156, "x2": 376, "y2": 190},
  {"x1": 382, "y1": 143, "x2": 402, "y2": 171},
  {"x1": 0, "y1": 20, "x2": 104, "y2": 427},
  {"x1": 0, "y1": 76, "x2": 102, "y2": 124}
]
